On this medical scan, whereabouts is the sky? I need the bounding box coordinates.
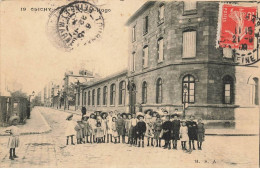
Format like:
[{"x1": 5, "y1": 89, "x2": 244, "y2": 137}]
[{"x1": 0, "y1": 0, "x2": 146, "y2": 95}]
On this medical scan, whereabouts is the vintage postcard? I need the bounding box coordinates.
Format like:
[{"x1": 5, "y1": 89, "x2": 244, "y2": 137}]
[{"x1": 0, "y1": 0, "x2": 259, "y2": 168}]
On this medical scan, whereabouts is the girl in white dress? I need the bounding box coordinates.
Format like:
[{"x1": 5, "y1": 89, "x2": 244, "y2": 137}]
[
  {"x1": 6, "y1": 116, "x2": 20, "y2": 160},
  {"x1": 180, "y1": 121, "x2": 189, "y2": 150}
]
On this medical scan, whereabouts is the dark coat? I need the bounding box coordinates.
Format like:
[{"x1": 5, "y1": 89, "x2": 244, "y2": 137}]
[
  {"x1": 162, "y1": 121, "x2": 172, "y2": 141},
  {"x1": 186, "y1": 121, "x2": 198, "y2": 140},
  {"x1": 81, "y1": 107, "x2": 86, "y2": 115},
  {"x1": 171, "y1": 120, "x2": 181, "y2": 140},
  {"x1": 136, "y1": 121, "x2": 146, "y2": 138},
  {"x1": 116, "y1": 118, "x2": 125, "y2": 136}
]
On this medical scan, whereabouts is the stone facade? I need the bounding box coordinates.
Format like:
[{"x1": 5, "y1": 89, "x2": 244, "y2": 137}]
[{"x1": 79, "y1": 1, "x2": 259, "y2": 126}]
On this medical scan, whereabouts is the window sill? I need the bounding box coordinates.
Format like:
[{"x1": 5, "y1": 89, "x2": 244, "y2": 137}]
[
  {"x1": 143, "y1": 32, "x2": 148, "y2": 36},
  {"x1": 182, "y1": 56, "x2": 196, "y2": 59},
  {"x1": 157, "y1": 19, "x2": 164, "y2": 26},
  {"x1": 157, "y1": 60, "x2": 164, "y2": 64},
  {"x1": 132, "y1": 40, "x2": 136, "y2": 43},
  {"x1": 183, "y1": 10, "x2": 197, "y2": 16},
  {"x1": 118, "y1": 104, "x2": 125, "y2": 107},
  {"x1": 110, "y1": 105, "x2": 115, "y2": 107}
]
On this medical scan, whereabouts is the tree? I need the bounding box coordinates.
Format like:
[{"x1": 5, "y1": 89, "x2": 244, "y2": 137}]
[{"x1": 11, "y1": 90, "x2": 28, "y2": 99}]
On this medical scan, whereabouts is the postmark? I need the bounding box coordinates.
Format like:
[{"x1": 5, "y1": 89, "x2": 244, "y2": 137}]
[
  {"x1": 217, "y1": 3, "x2": 260, "y2": 65},
  {"x1": 47, "y1": 1, "x2": 105, "y2": 51}
]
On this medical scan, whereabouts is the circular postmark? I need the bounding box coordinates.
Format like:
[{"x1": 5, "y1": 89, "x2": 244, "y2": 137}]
[{"x1": 47, "y1": 1, "x2": 104, "y2": 51}]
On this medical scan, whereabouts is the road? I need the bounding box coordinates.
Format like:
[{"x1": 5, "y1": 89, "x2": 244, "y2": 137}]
[{"x1": 0, "y1": 107, "x2": 258, "y2": 167}]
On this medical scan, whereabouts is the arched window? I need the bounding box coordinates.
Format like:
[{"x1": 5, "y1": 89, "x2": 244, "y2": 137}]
[
  {"x1": 182, "y1": 75, "x2": 195, "y2": 103},
  {"x1": 142, "y1": 81, "x2": 147, "y2": 104},
  {"x1": 103, "y1": 86, "x2": 107, "y2": 105},
  {"x1": 88, "y1": 90, "x2": 91, "y2": 106},
  {"x1": 119, "y1": 81, "x2": 126, "y2": 105},
  {"x1": 223, "y1": 75, "x2": 234, "y2": 104},
  {"x1": 156, "y1": 78, "x2": 162, "y2": 104},
  {"x1": 92, "y1": 89, "x2": 95, "y2": 106},
  {"x1": 157, "y1": 37, "x2": 164, "y2": 62},
  {"x1": 252, "y1": 77, "x2": 259, "y2": 105},
  {"x1": 84, "y1": 92, "x2": 87, "y2": 105},
  {"x1": 97, "y1": 88, "x2": 101, "y2": 106},
  {"x1": 110, "y1": 84, "x2": 116, "y2": 105}
]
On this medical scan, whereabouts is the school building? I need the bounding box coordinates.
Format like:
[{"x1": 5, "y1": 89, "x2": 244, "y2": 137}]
[{"x1": 76, "y1": 1, "x2": 259, "y2": 129}]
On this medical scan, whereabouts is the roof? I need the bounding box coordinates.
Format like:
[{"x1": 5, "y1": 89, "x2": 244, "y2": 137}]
[
  {"x1": 82, "y1": 69, "x2": 128, "y2": 89},
  {"x1": 125, "y1": 1, "x2": 156, "y2": 26}
]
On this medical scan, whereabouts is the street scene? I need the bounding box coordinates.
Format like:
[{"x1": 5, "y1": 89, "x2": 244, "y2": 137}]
[
  {"x1": 1, "y1": 0, "x2": 260, "y2": 168},
  {"x1": 0, "y1": 107, "x2": 258, "y2": 168}
]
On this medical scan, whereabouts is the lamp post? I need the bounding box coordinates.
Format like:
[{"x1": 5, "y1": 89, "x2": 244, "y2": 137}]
[
  {"x1": 183, "y1": 84, "x2": 188, "y2": 119},
  {"x1": 27, "y1": 91, "x2": 35, "y2": 119}
]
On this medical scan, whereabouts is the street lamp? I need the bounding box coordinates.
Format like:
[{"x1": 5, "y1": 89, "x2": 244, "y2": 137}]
[
  {"x1": 183, "y1": 84, "x2": 188, "y2": 119},
  {"x1": 27, "y1": 91, "x2": 35, "y2": 119}
]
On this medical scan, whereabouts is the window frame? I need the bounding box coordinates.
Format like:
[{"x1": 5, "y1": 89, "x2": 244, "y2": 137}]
[
  {"x1": 92, "y1": 89, "x2": 95, "y2": 106},
  {"x1": 182, "y1": 75, "x2": 195, "y2": 104},
  {"x1": 142, "y1": 45, "x2": 149, "y2": 68},
  {"x1": 88, "y1": 90, "x2": 91, "y2": 106},
  {"x1": 157, "y1": 37, "x2": 164, "y2": 63},
  {"x1": 103, "y1": 86, "x2": 108, "y2": 106},
  {"x1": 158, "y1": 3, "x2": 165, "y2": 25},
  {"x1": 183, "y1": 1, "x2": 197, "y2": 15},
  {"x1": 119, "y1": 81, "x2": 126, "y2": 105},
  {"x1": 143, "y1": 16, "x2": 149, "y2": 35},
  {"x1": 222, "y1": 75, "x2": 234, "y2": 104},
  {"x1": 110, "y1": 84, "x2": 116, "y2": 106},
  {"x1": 97, "y1": 88, "x2": 101, "y2": 106},
  {"x1": 182, "y1": 30, "x2": 197, "y2": 58},
  {"x1": 156, "y1": 78, "x2": 162, "y2": 104},
  {"x1": 132, "y1": 25, "x2": 136, "y2": 42},
  {"x1": 142, "y1": 81, "x2": 147, "y2": 104},
  {"x1": 130, "y1": 52, "x2": 136, "y2": 72}
]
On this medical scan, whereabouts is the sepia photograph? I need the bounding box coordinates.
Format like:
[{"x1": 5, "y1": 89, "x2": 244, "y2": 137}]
[{"x1": 0, "y1": 0, "x2": 259, "y2": 168}]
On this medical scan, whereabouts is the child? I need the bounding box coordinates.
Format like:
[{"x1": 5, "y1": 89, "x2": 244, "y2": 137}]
[
  {"x1": 87, "y1": 113, "x2": 97, "y2": 143},
  {"x1": 106, "y1": 111, "x2": 114, "y2": 143},
  {"x1": 82, "y1": 116, "x2": 90, "y2": 143},
  {"x1": 101, "y1": 112, "x2": 108, "y2": 143},
  {"x1": 75, "y1": 120, "x2": 84, "y2": 144},
  {"x1": 197, "y1": 118, "x2": 205, "y2": 150},
  {"x1": 162, "y1": 115, "x2": 172, "y2": 149},
  {"x1": 116, "y1": 114, "x2": 125, "y2": 143},
  {"x1": 6, "y1": 116, "x2": 20, "y2": 160},
  {"x1": 124, "y1": 113, "x2": 132, "y2": 144},
  {"x1": 65, "y1": 114, "x2": 76, "y2": 145},
  {"x1": 129, "y1": 113, "x2": 137, "y2": 146},
  {"x1": 171, "y1": 114, "x2": 180, "y2": 150},
  {"x1": 153, "y1": 116, "x2": 162, "y2": 147},
  {"x1": 145, "y1": 114, "x2": 154, "y2": 146},
  {"x1": 111, "y1": 117, "x2": 119, "y2": 143},
  {"x1": 186, "y1": 115, "x2": 198, "y2": 150},
  {"x1": 95, "y1": 121, "x2": 104, "y2": 143},
  {"x1": 136, "y1": 114, "x2": 146, "y2": 148},
  {"x1": 180, "y1": 121, "x2": 189, "y2": 150}
]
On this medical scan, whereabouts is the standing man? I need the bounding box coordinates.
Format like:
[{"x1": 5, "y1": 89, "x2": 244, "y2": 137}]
[{"x1": 81, "y1": 106, "x2": 87, "y2": 120}]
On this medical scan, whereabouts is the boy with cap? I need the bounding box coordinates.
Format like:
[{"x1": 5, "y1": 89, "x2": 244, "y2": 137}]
[
  {"x1": 129, "y1": 113, "x2": 138, "y2": 146},
  {"x1": 171, "y1": 114, "x2": 181, "y2": 150},
  {"x1": 162, "y1": 115, "x2": 172, "y2": 149},
  {"x1": 136, "y1": 114, "x2": 146, "y2": 148},
  {"x1": 116, "y1": 114, "x2": 125, "y2": 143},
  {"x1": 186, "y1": 115, "x2": 198, "y2": 150}
]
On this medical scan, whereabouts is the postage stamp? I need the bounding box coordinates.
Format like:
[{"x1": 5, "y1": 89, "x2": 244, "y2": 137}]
[
  {"x1": 47, "y1": 1, "x2": 104, "y2": 51},
  {"x1": 218, "y1": 4, "x2": 257, "y2": 50}
]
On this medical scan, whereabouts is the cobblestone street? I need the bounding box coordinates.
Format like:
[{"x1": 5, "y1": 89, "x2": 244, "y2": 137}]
[{"x1": 0, "y1": 107, "x2": 258, "y2": 168}]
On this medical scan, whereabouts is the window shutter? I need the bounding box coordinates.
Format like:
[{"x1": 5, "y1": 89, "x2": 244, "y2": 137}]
[{"x1": 183, "y1": 31, "x2": 196, "y2": 58}]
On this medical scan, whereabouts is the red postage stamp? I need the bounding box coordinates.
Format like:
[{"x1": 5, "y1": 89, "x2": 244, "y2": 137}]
[{"x1": 218, "y1": 4, "x2": 257, "y2": 50}]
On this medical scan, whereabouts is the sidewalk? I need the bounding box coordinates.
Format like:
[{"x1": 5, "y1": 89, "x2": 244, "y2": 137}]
[{"x1": 0, "y1": 107, "x2": 51, "y2": 136}]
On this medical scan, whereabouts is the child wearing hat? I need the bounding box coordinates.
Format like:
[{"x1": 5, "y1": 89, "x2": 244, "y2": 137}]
[
  {"x1": 180, "y1": 120, "x2": 189, "y2": 150},
  {"x1": 95, "y1": 121, "x2": 104, "y2": 143},
  {"x1": 162, "y1": 115, "x2": 173, "y2": 149},
  {"x1": 87, "y1": 113, "x2": 97, "y2": 143},
  {"x1": 101, "y1": 112, "x2": 108, "y2": 143},
  {"x1": 153, "y1": 116, "x2": 162, "y2": 147},
  {"x1": 107, "y1": 111, "x2": 114, "y2": 143},
  {"x1": 5, "y1": 116, "x2": 20, "y2": 160},
  {"x1": 111, "y1": 117, "x2": 119, "y2": 143},
  {"x1": 82, "y1": 116, "x2": 90, "y2": 143},
  {"x1": 197, "y1": 118, "x2": 205, "y2": 150},
  {"x1": 145, "y1": 113, "x2": 154, "y2": 147},
  {"x1": 65, "y1": 114, "x2": 77, "y2": 145},
  {"x1": 136, "y1": 114, "x2": 146, "y2": 148},
  {"x1": 186, "y1": 115, "x2": 198, "y2": 150}
]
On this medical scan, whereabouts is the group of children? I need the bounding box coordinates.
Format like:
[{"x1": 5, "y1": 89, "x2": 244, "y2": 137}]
[{"x1": 65, "y1": 108, "x2": 205, "y2": 151}]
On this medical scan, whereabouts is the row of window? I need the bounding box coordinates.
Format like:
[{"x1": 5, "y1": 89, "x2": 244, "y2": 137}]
[
  {"x1": 132, "y1": 2, "x2": 197, "y2": 41},
  {"x1": 130, "y1": 30, "x2": 196, "y2": 72},
  {"x1": 82, "y1": 74, "x2": 258, "y2": 107},
  {"x1": 84, "y1": 81, "x2": 127, "y2": 106}
]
